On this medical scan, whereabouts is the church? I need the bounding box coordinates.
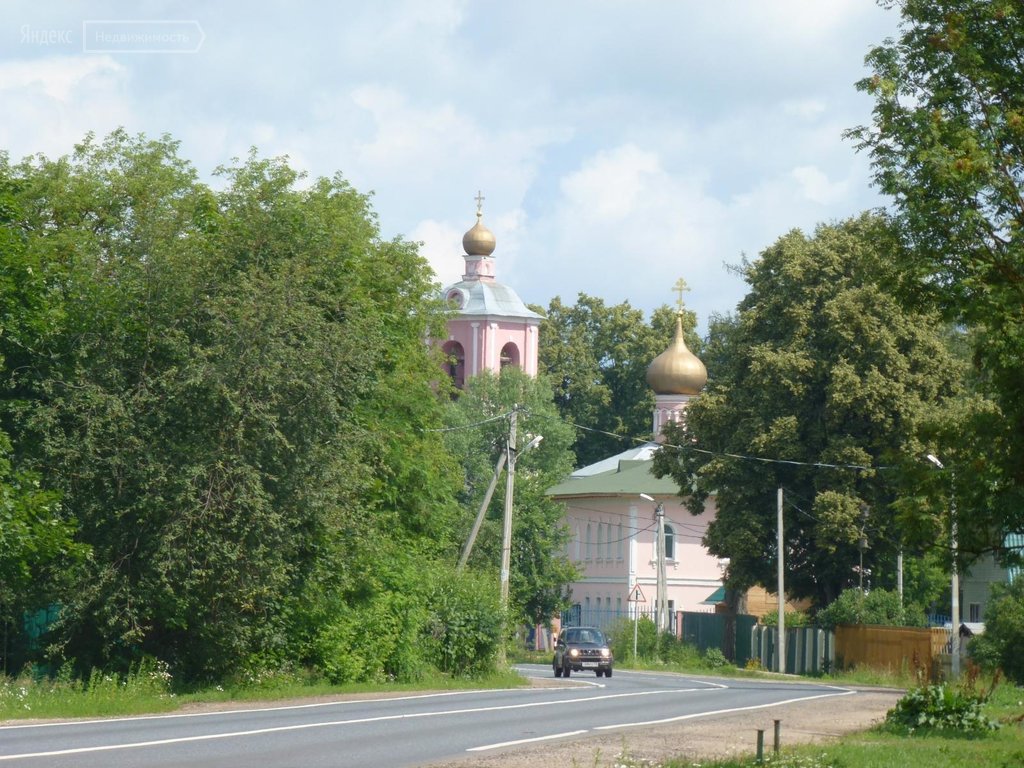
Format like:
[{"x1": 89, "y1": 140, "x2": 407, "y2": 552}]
[
  {"x1": 440, "y1": 194, "x2": 541, "y2": 386},
  {"x1": 441, "y1": 198, "x2": 765, "y2": 634}
]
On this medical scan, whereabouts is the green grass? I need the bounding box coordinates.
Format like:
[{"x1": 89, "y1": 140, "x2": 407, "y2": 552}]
[
  {"x1": 658, "y1": 682, "x2": 1024, "y2": 768},
  {"x1": 0, "y1": 662, "x2": 526, "y2": 721}
]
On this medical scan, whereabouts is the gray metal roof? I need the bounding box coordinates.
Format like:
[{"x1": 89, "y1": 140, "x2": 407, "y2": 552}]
[{"x1": 445, "y1": 279, "x2": 543, "y2": 321}]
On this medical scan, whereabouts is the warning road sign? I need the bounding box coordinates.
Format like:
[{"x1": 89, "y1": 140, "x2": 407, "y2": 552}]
[{"x1": 627, "y1": 584, "x2": 646, "y2": 603}]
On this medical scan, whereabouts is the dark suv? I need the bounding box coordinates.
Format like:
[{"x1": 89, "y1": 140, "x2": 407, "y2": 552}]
[{"x1": 553, "y1": 626, "x2": 613, "y2": 678}]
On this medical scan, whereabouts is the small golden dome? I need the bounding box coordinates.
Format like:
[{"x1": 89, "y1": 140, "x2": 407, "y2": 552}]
[
  {"x1": 463, "y1": 213, "x2": 496, "y2": 256},
  {"x1": 646, "y1": 314, "x2": 707, "y2": 395}
]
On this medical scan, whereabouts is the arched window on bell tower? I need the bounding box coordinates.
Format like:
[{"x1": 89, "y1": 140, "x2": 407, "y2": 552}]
[
  {"x1": 442, "y1": 341, "x2": 466, "y2": 390},
  {"x1": 500, "y1": 342, "x2": 520, "y2": 370}
]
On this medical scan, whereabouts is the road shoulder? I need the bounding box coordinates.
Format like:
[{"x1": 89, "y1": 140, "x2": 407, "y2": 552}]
[{"x1": 422, "y1": 684, "x2": 902, "y2": 768}]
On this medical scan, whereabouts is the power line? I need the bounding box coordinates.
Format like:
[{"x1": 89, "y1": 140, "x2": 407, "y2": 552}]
[
  {"x1": 564, "y1": 418, "x2": 886, "y2": 472},
  {"x1": 422, "y1": 410, "x2": 514, "y2": 433}
]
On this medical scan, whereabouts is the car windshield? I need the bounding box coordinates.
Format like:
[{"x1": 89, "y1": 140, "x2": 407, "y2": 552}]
[{"x1": 566, "y1": 628, "x2": 604, "y2": 645}]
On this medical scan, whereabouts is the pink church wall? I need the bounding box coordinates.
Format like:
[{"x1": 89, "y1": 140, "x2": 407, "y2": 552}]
[
  {"x1": 562, "y1": 496, "x2": 723, "y2": 617},
  {"x1": 446, "y1": 317, "x2": 538, "y2": 378}
]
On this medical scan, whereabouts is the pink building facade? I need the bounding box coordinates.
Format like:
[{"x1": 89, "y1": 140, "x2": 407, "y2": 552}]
[{"x1": 441, "y1": 202, "x2": 540, "y2": 386}]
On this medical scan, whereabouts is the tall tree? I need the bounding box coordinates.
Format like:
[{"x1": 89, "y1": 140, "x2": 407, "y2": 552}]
[
  {"x1": 444, "y1": 368, "x2": 578, "y2": 625},
  {"x1": 0, "y1": 132, "x2": 460, "y2": 679},
  {"x1": 848, "y1": 0, "x2": 1024, "y2": 551},
  {"x1": 0, "y1": 165, "x2": 89, "y2": 671},
  {"x1": 653, "y1": 215, "x2": 970, "y2": 608},
  {"x1": 536, "y1": 294, "x2": 697, "y2": 467}
]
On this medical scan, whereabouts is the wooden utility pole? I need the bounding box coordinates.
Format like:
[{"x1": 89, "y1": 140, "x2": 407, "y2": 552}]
[
  {"x1": 777, "y1": 487, "x2": 785, "y2": 674},
  {"x1": 499, "y1": 409, "x2": 517, "y2": 611},
  {"x1": 457, "y1": 451, "x2": 506, "y2": 571}
]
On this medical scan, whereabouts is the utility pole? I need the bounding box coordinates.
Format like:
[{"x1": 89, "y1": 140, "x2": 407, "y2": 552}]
[
  {"x1": 499, "y1": 409, "x2": 518, "y2": 612},
  {"x1": 897, "y1": 549, "x2": 904, "y2": 606},
  {"x1": 927, "y1": 454, "x2": 959, "y2": 679},
  {"x1": 656, "y1": 502, "x2": 667, "y2": 632},
  {"x1": 776, "y1": 487, "x2": 785, "y2": 674},
  {"x1": 457, "y1": 451, "x2": 506, "y2": 571},
  {"x1": 950, "y1": 470, "x2": 960, "y2": 679},
  {"x1": 858, "y1": 504, "x2": 869, "y2": 593}
]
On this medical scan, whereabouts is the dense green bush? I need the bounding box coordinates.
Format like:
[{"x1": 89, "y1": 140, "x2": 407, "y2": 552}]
[
  {"x1": 968, "y1": 578, "x2": 1024, "y2": 684},
  {"x1": 761, "y1": 611, "x2": 813, "y2": 627},
  {"x1": 703, "y1": 647, "x2": 729, "y2": 668},
  {"x1": 315, "y1": 591, "x2": 428, "y2": 684},
  {"x1": 422, "y1": 569, "x2": 502, "y2": 677},
  {"x1": 608, "y1": 616, "x2": 658, "y2": 662},
  {"x1": 884, "y1": 682, "x2": 999, "y2": 734},
  {"x1": 606, "y1": 617, "x2": 716, "y2": 667},
  {"x1": 815, "y1": 588, "x2": 926, "y2": 629}
]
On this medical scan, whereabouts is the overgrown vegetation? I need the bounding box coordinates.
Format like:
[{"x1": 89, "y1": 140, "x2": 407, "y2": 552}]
[
  {"x1": 0, "y1": 660, "x2": 526, "y2": 721},
  {"x1": 813, "y1": 587, "x2": 927, "y2": 630},
  {"x1": 968, "y1": 577, "x2": 1024, "y2": 685},
  {"x1": 884, "y1": 681, "x2": 999, "y2": 735},
  {"x1": 605, "y1": 617, "x2": 733, "y2": 672},
  {"x1": 0, "y1": 132, "x2": 568, "y2": 689}
]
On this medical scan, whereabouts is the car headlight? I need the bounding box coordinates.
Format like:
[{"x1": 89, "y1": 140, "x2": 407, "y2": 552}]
[
  {"x1": 569, "y1": 648, "x2": 579, "y2": 658},
  {"x1": 600, "y1": 648, "x2": 610, "y2": 658}
]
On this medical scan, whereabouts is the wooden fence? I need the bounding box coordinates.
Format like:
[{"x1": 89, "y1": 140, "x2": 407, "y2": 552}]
[{"x1": 834, "y1": 624, "x2": 949, "y2": 678}]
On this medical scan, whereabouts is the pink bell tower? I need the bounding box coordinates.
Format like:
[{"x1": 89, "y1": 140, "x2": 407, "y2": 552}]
[{"x1": 441, "y1": 192, "x2": 541, "y2": 388}]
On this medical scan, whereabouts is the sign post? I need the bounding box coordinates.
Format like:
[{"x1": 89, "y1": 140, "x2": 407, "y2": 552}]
[{"x1": 627, "y1": 583, "x2": 646, "y2": 659}]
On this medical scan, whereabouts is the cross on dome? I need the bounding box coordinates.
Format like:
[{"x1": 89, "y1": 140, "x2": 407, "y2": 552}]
[
  {"x1": 474, "y1": 190, "x2": 485, "y2": 218},
  {"x1": 672, "y1": 277, "x2": 690, "y2": 312}
]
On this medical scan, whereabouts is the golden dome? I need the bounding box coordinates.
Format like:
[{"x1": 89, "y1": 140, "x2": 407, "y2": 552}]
[
  {"x1": 462, "y1": 213, "x2": 496, "y2": 256},
  {"x1": 646, "y1": 314, "x2": 707, "y2": 395}
]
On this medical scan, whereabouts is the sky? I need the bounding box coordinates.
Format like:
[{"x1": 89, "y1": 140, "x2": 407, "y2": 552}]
[{"x1": 0, "y1": 1, "x2": 902, "y2": 331}]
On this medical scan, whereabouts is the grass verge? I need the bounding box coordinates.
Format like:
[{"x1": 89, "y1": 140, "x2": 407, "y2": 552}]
[
  {"x1": 657, "y1": 682, "x2": 1024, "y2": 768},
  {"x1": 0, "y1": 662, "x2": 526, "y2": 722}
]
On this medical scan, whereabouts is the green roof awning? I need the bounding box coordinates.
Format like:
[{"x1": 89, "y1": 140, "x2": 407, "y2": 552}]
[{"x1": 701, "y1": 586, "x2": 727, "y2": 605}]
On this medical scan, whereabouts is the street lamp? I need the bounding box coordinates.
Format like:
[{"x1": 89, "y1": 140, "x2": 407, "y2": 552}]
[
  {"x1": 641, "y1": 493, "x2": 668, "y2": 632},
  {"x1": 927, "y1": 453, "x2": 960, "y2": 679}
]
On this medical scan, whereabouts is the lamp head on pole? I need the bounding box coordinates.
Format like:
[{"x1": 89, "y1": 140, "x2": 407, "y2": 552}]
[
  {"x1": 926, "y1": 454, "x2": 944, "y2": 469},
  {"x1": 522, "y1": 434, "x2": 544, "y2": 453}
]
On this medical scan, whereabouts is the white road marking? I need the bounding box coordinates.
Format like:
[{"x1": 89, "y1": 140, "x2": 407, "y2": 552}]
[
  {"x1": 0, "y1": 689, "x2": 487, "y2": 731},
  {"x1": 0, "y1": 687, "x2": 718, "y2": 761},
  {"x1": 593, "y1": 689, "x2": 857, "y2": 730},
  {"x1": 468, "y1": 730, "x2": 589, "y2": 751}
]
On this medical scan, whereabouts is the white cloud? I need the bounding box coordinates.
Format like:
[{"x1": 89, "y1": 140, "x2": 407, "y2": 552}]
[
  {"x1": 0, "y1": 0, "x2": 900, "y2": 332},
  {"x1": 410, "y1": 218, "x2": 464, "y2": 289},
  {"x1": 782, "y1": 99, "x2": 828, "y2": 120},
  {"x1": 0, "y1": 55, "x2": 133, "y2": 159},
  {"x1": 791, "y1": 165, "x2": 849, "y2": 205},
  {"x1": 559, "y1": 144, "x2": 662, "y2": 221}
]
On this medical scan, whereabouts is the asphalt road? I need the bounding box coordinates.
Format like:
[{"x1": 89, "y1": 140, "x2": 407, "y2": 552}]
[{"x1": 0, "y1": 666, "x2": 856, "y2": 767}]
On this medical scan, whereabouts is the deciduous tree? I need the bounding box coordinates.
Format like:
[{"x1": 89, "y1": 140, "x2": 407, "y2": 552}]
[
  {"x1": 653, "y1": 215, "x2": 969, "y2": 607},
  {"x1": 0, "y1": 132, "x2": 460, "y2": 680},
  {"x1": 848, "y1": 0, "x2": 1024, "y2": 552},
  {"x1": 444, "y1": 368, "x2": 578, "y2": 626}
]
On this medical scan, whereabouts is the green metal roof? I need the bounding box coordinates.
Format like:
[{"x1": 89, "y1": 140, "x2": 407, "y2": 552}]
[{"x1": 546, "y1": 454, "x2": 680, "y2": 498}]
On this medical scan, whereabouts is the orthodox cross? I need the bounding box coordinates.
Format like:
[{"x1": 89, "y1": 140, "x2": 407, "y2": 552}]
[
  {"x1": 475, "y1": 190, "x2": 485, "y2": 218},
  {"x1": 672, "y1": 277, "x2": 690, "y2": 312}
]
